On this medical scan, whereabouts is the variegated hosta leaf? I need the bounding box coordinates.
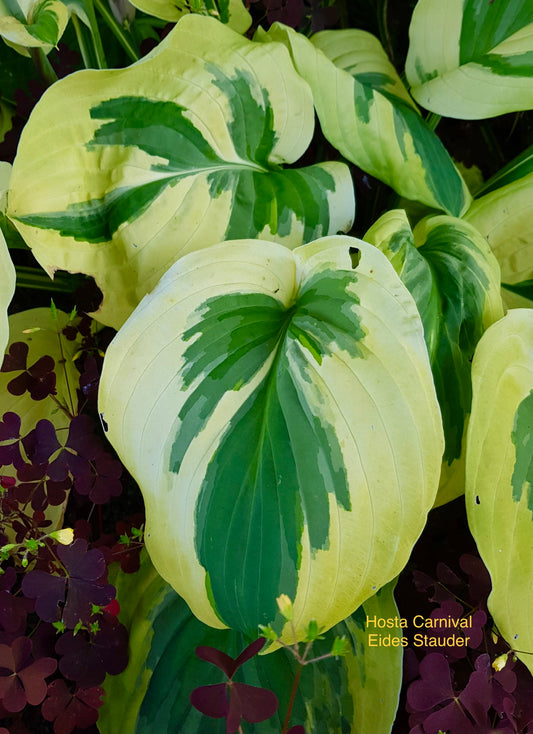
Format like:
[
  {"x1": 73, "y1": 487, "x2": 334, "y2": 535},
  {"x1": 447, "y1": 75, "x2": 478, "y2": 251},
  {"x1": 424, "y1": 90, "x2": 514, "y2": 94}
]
[
  {"x1": 0, "y1": 228, "x2": 15, "y2": 357},
  {"x1": 98, "y1": 236, "x2": 444, "y2": 642},
  {"x1": 8, "y1": 14, "x2": 354, "y2": 329},
  {"x1": 1, "y1": 308, "x2": 81, "y2": 534},
  {"x1": 0, "y1": 0, "x2": 68, "y2": 55},
  {"x1": 466, "y1": 309, "x2": 533, "y2": 675},
  {"x1": 365, "y1": 210, "x2": 504, "y2": 506},
  {"x1": 464, "y1": 153, "x2": 533, "y2": 309},
  {"x1": 260, "y1": 23, "x2": 471, "y2": 217},
  {"x1": 126, "y1": 0, "x2": 250, "y2": 32},
  {"x1": 406, "y1": 0, "x2": 533, "y2": 119},
  {"x1": 99, "y1": 551, "x2": 402, "y2": 734}
]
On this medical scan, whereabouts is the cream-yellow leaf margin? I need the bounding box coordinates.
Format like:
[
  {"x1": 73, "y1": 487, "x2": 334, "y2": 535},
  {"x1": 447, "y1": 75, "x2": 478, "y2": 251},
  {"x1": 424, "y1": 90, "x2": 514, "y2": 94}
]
[
  {"x1": 8, "y1": 15, "x2": 353, "y2": 329},
  {"x1": 0, "y1": 229, "x2": 15, "y2": 357},
  {"x1": 465, "y1": 171, "x2": 533, "y2": 309},
  {"x1": 406, "y1": 0, "x2": 533, "y2": 119},
  {"x1": 259, "y1": 22, "x2": 471, "y2": 216},
  {"x1": 99, "y1": 236, "x2": 444, "y2": 643},
  {"x1": 466, "y1": 309, "x2": 533, "y2": 675}
]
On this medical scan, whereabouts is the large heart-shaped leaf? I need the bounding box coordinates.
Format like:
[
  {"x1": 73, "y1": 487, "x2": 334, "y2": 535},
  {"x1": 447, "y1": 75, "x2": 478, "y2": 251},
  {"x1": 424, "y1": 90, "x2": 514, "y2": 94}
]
[
  {"x1": 7, "y1": 14, "x2": 354, "y2": 328},
  {"x1": 98, "y1": 551, "x2": 403, "y2": 734},
  {"x1": 0, "y1": 0, "x2": 68, "y2": 55},
  {"x1": 406, "y1": 0, "x2": 533, "y2": 119},
  {"x1": 464, "y1": 147, "x2": 533, "y2": 309},
  {"x1": 98, "y1": 236, "x2": 444, "y2": 642},
  {"x1": 365, "y1": 210, "x2": 504, "y2": 506},
  {"x1": 466, "y1": 309, "x2": 533, "y2": 675},
  {"x1": 0, "y1": 227, "x2": 15, "y2": 357},
  {"x1": 260, "y1": 23, "x2": 471, "y2": 216}
]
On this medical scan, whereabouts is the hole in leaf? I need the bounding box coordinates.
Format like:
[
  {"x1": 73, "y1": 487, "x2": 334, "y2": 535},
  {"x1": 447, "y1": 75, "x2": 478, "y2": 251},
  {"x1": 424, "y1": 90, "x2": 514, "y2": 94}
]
[{"x1": 349, "y1": 247, "x2": 361, "y2": 270}]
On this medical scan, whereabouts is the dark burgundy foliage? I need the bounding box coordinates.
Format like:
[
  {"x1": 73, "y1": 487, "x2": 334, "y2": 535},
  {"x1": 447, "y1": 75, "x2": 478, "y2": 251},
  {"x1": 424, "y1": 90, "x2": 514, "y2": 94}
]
[
  {"x1": 15, "y1": 462, "x2": 71, "y2": 511},
  {"x1": 78, "y1": 356, "x2": 100, "y2": 404},
  {"x1": 0, "y1": 412, "x2": 25, "y2": 470},
  {"x1": 0, "y1": 637, "x2": 57, "y2": 713},
  {"x1": 395, "y1": 540, "x2": 533, "y2": 734},
  {"x1": 191, "y1": 637, "x2": 279, "y2": 733},
  {"x1": 0, "y1": 586, "x2": 34, "y2": 644},
  {"x1": 74, "y1": 452, "x2": 123, "y2": 504},
  {"x1": 0, "y1": 327, "x2": 138, "y2": 732},
  {"x1": 108, "y1": 515, "x2": 145, "y2": 573},
  {"x1": 56, "y1": 613, "x2": 128, "y2": 687},
  {"x1": 28, "y1": 416, "x2": 123, "y2": 504},
  {"x1": 248, "y1": 0, "x2": 339, "y2": 32},
  {"x1": 41, "y1": 680, "x2": 104, "y2": 734},
  {"x1": 21, "y1": 539, "x2": 115, "y2": 627},
  {"x1": 2, "y1": 343, "x2": 57, "y2": 401}
]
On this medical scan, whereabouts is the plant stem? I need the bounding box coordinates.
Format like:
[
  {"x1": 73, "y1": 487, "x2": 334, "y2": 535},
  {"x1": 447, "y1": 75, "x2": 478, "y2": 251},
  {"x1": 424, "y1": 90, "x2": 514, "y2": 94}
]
[
  {"x1": 93, "y1": 0, "x2": 139, "y2": 63},
  {"x1": 29, "y1": 47, "x2": 58, "y2": 87},
  {"x1": 425, "y1": 112, "x2": 442, "y2": 131},
  {"x1": 281, "y1": 663, "x2": 302, "y2": 734}
]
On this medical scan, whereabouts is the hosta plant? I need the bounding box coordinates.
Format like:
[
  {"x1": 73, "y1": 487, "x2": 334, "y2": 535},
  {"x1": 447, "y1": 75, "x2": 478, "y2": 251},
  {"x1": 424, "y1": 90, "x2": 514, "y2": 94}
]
[
  {"x1": 1, "y1": 0, "x2": 533, "y2": 732},
  {"x1": 97, "y1": 235, "x2": 444, "y2": 641}
]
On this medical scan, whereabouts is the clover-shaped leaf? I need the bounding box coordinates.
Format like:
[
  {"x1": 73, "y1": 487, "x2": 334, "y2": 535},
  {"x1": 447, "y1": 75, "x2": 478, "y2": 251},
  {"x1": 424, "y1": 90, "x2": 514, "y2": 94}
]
[
  {"x1": 56, "y1": 613, "x2": 128, "y2": 687},
  {"x1": 0, "y1": 636, "x2": 56, "y2": 713},
  {"x1": 190, "y1": 637, "x2": 278, "y2": 733},
  {"x1": 42, "y1": 679, "x2": 104, "y2": 734},
  {"x1": 2, "y1": 342, "x2": 56, "y2": 400},
  {"x1": 407, "y1": 652, "x2": 492, "y2": 733},
  {"x1": 21, "y1": 538, "x2": 115, "y2": 627}
]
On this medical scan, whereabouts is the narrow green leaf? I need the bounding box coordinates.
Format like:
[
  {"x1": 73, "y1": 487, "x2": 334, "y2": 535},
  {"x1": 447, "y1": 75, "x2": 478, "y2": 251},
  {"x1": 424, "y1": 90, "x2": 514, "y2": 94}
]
[{"x1": 474, "y1": 144, "x2": 533, "y2": 197}]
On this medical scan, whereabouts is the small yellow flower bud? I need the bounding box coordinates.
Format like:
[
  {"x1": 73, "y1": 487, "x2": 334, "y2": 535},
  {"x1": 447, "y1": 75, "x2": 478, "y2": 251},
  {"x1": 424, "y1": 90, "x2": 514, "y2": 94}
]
[
  {"x1": 492, "y1": 653, "x2": 508, "y2": 672},
  {"x1": 276, "y1": 594, "x2": 293, "y2": 621},
  {"x1": 49, "y1": 528, "x2": 74, "y2": 545}
]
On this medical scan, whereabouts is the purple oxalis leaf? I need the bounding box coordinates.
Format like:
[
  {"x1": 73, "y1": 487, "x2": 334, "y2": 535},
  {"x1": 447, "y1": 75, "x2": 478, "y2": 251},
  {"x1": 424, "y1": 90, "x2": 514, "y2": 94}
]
[
  {"x1": 0, "y1": 636, "x2": 56, "y2": 712},
  {"x1": 56, "y1": 614, "x2": 128, "y2": 687},
  {"x1": 42, "y1": 679, "x2": 104, "y2": 734},
  {"x1": 22, "y1": 539, "x2": 115, "y2": 627},
  {"x1": 191, "y1": 637, "x2": 278, "y2": 733}
]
